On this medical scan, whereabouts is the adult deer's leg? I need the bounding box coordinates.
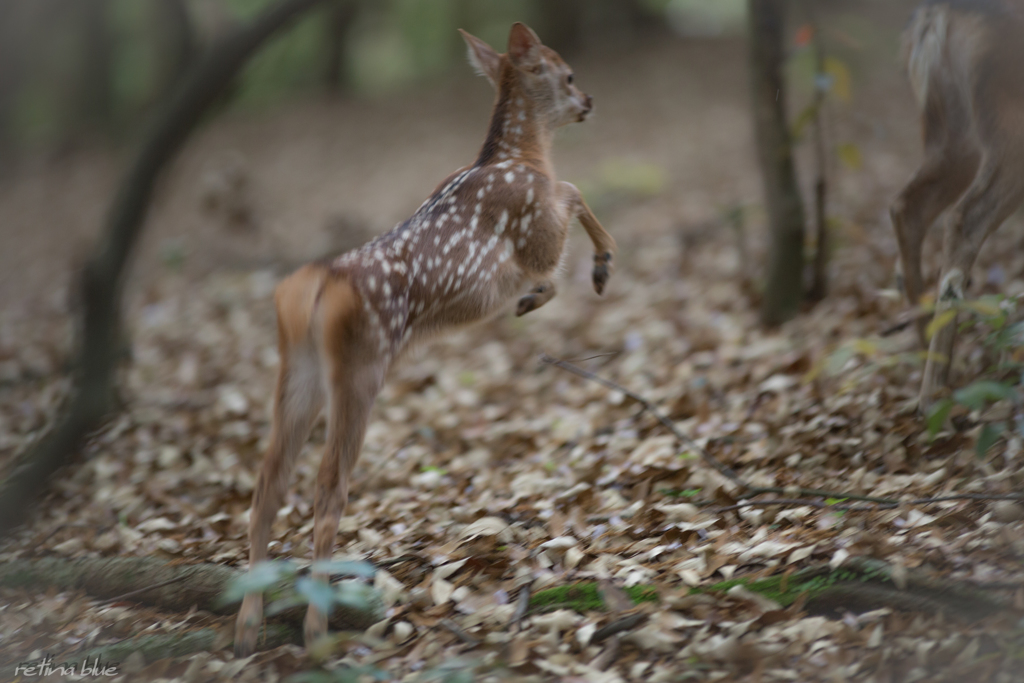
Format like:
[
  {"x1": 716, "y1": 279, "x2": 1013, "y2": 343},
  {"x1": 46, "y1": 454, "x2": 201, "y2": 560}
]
[
  {"x1": 920, "y1": 156, "x2": 1024, "y2": 408},
  {"x1": 558, "y1": 181, "x2": 616, "y2": 294},
  {"x1": 891, "y1": 116, "x2": 979, "y2": 345},
  {"x1": 235, "y1": 343, "x2": 324, "y2": 657}
]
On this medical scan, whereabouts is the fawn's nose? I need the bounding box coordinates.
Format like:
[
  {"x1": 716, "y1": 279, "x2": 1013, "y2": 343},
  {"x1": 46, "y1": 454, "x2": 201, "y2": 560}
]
[{"x1": 578, "y1": 94, "x2": 593, "y2": 121}]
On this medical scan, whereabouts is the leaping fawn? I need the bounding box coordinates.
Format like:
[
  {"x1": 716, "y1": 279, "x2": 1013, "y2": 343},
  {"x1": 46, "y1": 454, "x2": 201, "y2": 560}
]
[{"x1": 234, "y1": 23, "x2": 616, "y2": 656}]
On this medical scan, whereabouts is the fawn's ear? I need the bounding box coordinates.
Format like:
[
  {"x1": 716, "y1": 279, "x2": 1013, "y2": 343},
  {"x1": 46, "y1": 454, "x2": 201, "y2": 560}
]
[
  {"x1": 507, "y1": 22, "x2": 542, "y2": 71},
  {"x1": 459, "y1": 29, "x2": 501, "y2": 87}
]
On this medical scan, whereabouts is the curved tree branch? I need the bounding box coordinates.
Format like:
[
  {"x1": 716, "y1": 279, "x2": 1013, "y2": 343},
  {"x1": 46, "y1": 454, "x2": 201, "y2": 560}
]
[{"x1": 0, "y1": 0, "x2": 328, "y2": 538}]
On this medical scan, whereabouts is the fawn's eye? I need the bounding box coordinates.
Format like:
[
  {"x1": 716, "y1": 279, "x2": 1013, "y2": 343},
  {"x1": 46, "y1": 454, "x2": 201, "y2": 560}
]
[{"x1": 566, "y1": 73, "x2": 574, "y2": 85}]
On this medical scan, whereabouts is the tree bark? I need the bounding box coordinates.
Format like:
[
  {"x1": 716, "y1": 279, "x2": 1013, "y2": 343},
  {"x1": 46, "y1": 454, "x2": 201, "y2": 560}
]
[
  {"x1": 805, "y1": 1, "x2": 829, "y2": 303},
  {"x1": 323, "y1": 0, "x2": 357, "y2": 93},
  {"x1": 76, "y1": 0, "x2": 115, "y2": 131},
  {"x1": 153, "y1": 0, "x2": 199, "y2": 101},
  {"x1": 748, "y1": 0, "x2": 806, "y2": 326},
  {"x1": 0, "y1": 0, "x2": 329, "y2": 539},
  {"x1": 0, "y1": 0, "x2": 22, "y2": 167}
]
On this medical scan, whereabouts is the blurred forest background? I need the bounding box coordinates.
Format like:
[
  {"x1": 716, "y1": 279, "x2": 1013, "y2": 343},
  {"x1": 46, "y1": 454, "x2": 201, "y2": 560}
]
[
  {"x1": 12, "y1": 2, "x2": 1024, "y2": 679},
  {"x1": 0, "y1": 0, "x2": 754, "y2": 151},
  {"x1": 0, "y1": 0, "x2": 917, "y2": 310}
]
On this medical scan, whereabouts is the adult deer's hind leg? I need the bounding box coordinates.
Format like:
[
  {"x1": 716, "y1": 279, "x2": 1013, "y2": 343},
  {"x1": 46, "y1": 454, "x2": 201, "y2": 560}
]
[
  {"x1": 891, "y1": 104, "x2": 979, "y2": 346},
  {"x1": 920, "y1": 156, "x2": 1024, "y2": 409}
]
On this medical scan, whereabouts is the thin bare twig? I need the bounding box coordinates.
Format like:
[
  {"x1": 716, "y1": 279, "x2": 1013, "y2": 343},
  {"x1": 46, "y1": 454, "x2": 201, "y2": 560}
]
[
  {"x1": 710, "y1": 492, "x2": 1024, "y2": 514},
  {"x1": 562, "y1": 352, "x2": 620, "y2": 363},
  {"x1": 881, "y1": 309, "x2": 931, "y2": 337},
  {"x1": 511, "y1": 581, "x2": 532, "y2": 627},
  {"x1": 440, "y1": 618, "x2": 480, "y2": 646},
  {"x1": 102, "y1": 574, "x2": 190, "y2": 604},
  {"x1": 541, "y1": 355, "x2": 1024, "y2": 509},
  {"x1": 589, "y1": 634, "x2": 622, "y2": 671},
  {"x1": 592, "y1": 612, "x2": 648, "y2": 643}
]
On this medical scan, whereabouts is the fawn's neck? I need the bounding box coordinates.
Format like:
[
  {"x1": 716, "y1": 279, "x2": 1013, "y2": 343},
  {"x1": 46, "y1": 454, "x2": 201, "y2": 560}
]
[{"x1": 476, "y1": 75, "x2": 552, "y2": 175}]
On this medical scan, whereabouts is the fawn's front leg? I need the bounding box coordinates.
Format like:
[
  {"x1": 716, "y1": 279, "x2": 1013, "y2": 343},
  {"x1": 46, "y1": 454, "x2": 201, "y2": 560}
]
[{"x1": 557, "y1": 181, "x2": 616, "y2": 295}]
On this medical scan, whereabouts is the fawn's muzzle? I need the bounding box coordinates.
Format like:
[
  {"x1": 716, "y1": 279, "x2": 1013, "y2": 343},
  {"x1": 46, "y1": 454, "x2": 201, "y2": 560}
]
[{"x1": 579, "y1": 94, "x2": 593, "y2": 121}]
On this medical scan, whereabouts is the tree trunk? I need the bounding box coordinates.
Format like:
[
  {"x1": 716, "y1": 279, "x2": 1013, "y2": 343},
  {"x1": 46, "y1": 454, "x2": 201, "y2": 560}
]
[
  {"x1": 805, "y1": 1, "x2": 829, "y2": 303},
  {"x1": 153, "y1": 0, "x2": 199, "y2": 101},
  {"x1": 323, "y1": 0, "x2": 357, "y2": 93},
  {"x1": 538, "y1": 0, "x2": 585, "y2": 54},
  {"x1": 0, "y1": 0, "x2": 329, "y2": 539},
  {"x1": 0, "y1": 0, "x2": 22, "y2": 167},
  {"x1": 77, "y1": 0, "x2": 115, "y2": 131},
  {"x1": 748, "y1": 0, "x2": 806, "y2": 326}
]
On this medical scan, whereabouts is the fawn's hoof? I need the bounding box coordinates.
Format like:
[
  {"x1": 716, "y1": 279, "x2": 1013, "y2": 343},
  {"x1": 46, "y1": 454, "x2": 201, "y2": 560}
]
[
  {"x1": 516, "y1": 294, "x2": 538, "y2": 316},
  {"x1": 592, "y1": 252, "x2": 613, "y2": 295},
  {"x1": 234, "y1": 594, "x2": 262, "y2": 658},
  {"x1": 234, "y1": 620, "x2": 258, "y2": 658},
  {"x1": 304, "y1": 608, "x2": 329, "y2": 649}
]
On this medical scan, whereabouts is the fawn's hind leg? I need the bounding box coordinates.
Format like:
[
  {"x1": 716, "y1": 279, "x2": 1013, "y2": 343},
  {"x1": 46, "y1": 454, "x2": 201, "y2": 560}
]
[
  {"x1": 303, "y1": 277, "x2": 384, "y2": 646},
  {"x1": 516, "y1": 280, "x2": 556, "y2": 316},
  {"x1": 235, "y1": 269, "x2": 327, "y2": 657}
]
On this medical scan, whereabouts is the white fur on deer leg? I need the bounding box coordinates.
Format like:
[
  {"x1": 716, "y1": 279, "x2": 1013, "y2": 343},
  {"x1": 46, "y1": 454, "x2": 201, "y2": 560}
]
[{"x1": 939, "y1": 268, "x2": 965, "y2": 302}]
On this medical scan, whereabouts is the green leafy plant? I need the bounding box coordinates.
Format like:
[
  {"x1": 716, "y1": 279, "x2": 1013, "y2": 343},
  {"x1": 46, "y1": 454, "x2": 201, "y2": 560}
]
[
  {"x1": 816, "y1": 294, "x2": 1024, "y2": 456},
  {"x1": 221, "y1": 559, "x2": 377, "y2": 619},
  {"x1": 922, "y1": 295, "x2": 1022, "y2": 455}
]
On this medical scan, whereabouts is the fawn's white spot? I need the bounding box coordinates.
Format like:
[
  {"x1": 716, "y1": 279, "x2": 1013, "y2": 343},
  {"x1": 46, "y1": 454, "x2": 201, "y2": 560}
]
[
  {"x1": 525, "y1": 188, "x2": 534, "y2": 205},
  {"x1": 367, "y1": 276, "x2": 377, "y2": 292},
  {"x1": 504, "y1": 172, "x2": 515, "y2": 184},
  {"x1": 499, "y1": 239, "x2": 514, "y2": 263},
  {"x1": 495, "y1": 210, "x2": 508, "y2": 235},
  {"x1": 517, "y1": 237, "x2": 526, "y2": 248}
]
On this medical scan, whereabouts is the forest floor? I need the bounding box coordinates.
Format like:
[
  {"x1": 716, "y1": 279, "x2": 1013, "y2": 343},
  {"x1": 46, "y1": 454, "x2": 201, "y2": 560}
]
[{"x1": 3, "y1": 8, "x2": 1024, "y2": 683}]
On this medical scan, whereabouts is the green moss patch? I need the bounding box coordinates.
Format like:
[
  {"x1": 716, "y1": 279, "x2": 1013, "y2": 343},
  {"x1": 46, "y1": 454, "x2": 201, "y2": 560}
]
[
  {"x1": 698, "y1": 565, "x2": 890, "y2": 607},
  {"x1": 529, "y1": 582, "x2": 659, "y2": 613}
]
